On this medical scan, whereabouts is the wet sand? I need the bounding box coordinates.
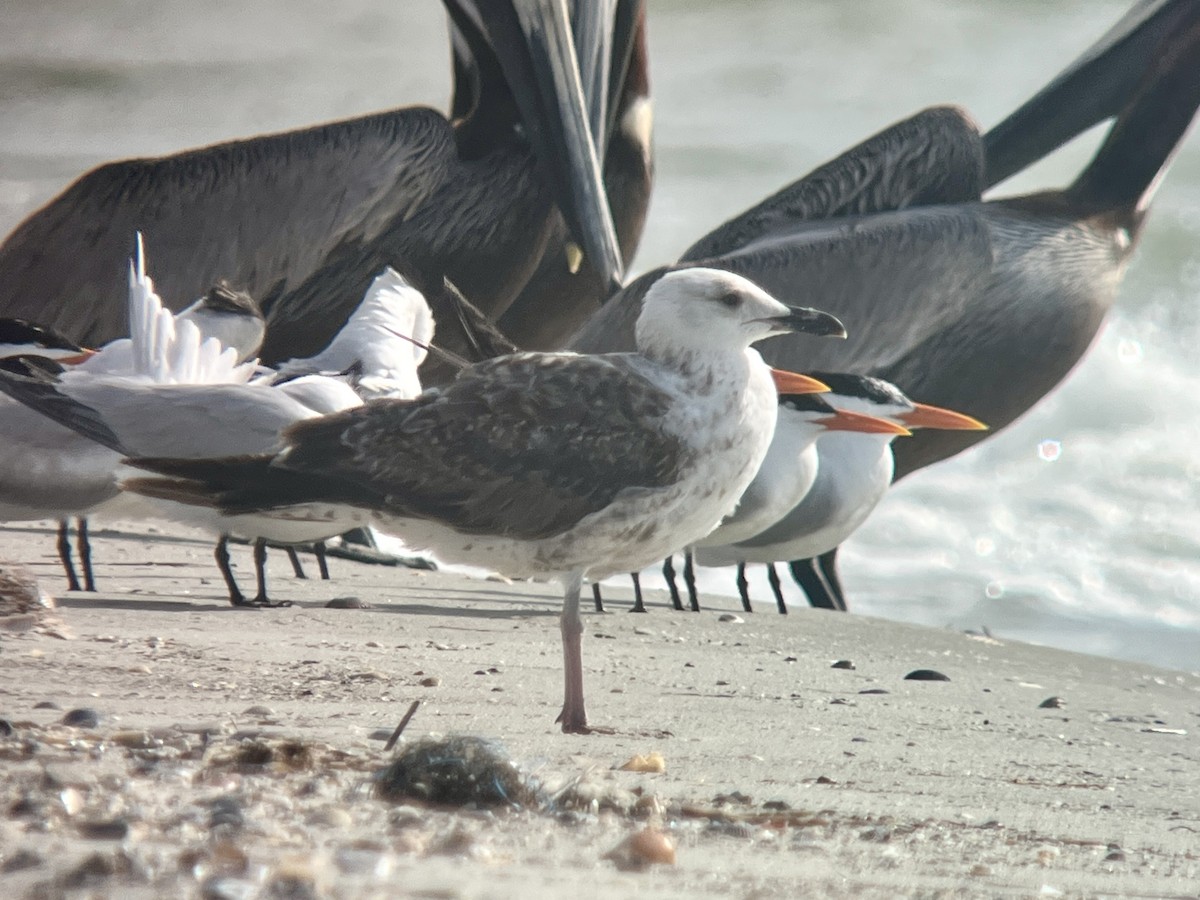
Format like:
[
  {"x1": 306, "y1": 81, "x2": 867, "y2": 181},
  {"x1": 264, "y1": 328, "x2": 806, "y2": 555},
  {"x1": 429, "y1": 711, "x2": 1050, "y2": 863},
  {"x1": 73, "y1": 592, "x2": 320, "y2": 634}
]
[{"x1": 1, "y1": 520, "x2": 1198, "y2": 898}]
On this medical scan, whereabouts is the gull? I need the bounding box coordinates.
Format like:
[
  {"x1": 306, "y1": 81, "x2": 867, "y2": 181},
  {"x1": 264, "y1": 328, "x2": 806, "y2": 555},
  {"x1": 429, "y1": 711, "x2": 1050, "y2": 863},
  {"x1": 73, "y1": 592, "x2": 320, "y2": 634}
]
[
  {"x1": 122, "y1": 267, "x2": 846, "y2": 732},
  {"x1": 0, "y1": 237, "x2": 264, "y2": 591},
  {"x1": 0, "y1": 266, "x2": 433, "y2": 607}
]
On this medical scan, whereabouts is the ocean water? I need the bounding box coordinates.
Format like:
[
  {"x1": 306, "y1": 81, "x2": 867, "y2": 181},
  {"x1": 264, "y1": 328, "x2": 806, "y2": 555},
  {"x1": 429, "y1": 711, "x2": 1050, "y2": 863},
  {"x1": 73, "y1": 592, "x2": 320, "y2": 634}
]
[{"x1": 1, "y1": 1, "x2": 1197, "y2": 672}]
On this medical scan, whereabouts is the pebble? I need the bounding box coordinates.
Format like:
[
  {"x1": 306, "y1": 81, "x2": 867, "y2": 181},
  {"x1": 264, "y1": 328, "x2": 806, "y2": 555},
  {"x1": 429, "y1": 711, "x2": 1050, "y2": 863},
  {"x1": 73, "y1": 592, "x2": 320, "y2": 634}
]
[
  {"x1": 419, "y1": 676, "x2": 441, "y2": 687},
  {"x1": 618, "y1": 752, "x2": 666, "y2": 773},
  {"x1": 717, "y1": 614, "x2": 743, "y2": 623},
  {"x1": 0, "y1": 848, "x2": 43, "y2": 873},
  {"x1": 1039, "y1": 696, "x2": 1066, "y2": 709},
  {"x1": 0, "y1": 718, "x2": 14, "y2": 737},
  {"x1": 60, "y1": 787, "x2": 85, "y2": 816},
  {"x1": 78, "y1": 818, "x2": 131, "y2": 840},
  {"x1": 61, "y1": 707, "x2": 102, "y2": 728},
  {"x1": 33, "y1": 701, "x2": 61, "y2": 710},
  {"x1": 904, "y1": 669, "x2": 950, "y2": 682},
  {"x1": 831, "y1": 659, "x2": 855, "y2": 670},
  {"x1": 242, "y1": 705, "x2": 276, "y2": 718},
  {"x1": 307, "y1": 806, "x2": 352, "y2": 828},
  {"x1": 63, "y1": 850, "x2": 140, "y2": 887},
  {"x1": 201, "y1": 875, "x2": 258, "y2": 900},
  {"x1": 263, "y1": 857, "x2": 320, "y2": 899},
  {"x1": 334, "y1": 843, "x2": 392, "y2": 878},
  {"x1": 325, "y1": 596, "x2": 369, "y2": 609},
  {"x1": 604, "y1": 827, "x2": 676, "y2": 870},
  {"x1": 111, "y1": 730, "x2": 159, "y2": 749},
  {"x1": 209, "y1": 796, "x2": 246, "y2": 831}
]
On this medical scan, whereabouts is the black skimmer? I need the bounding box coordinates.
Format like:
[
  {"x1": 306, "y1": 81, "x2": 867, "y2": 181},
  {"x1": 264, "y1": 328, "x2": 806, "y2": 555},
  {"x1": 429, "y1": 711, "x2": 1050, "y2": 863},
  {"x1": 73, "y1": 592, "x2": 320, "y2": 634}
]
[
  {"x1": 697, "y1": 375, "x2": 985, "y2": 613},
  {"x1": 570, "y1": 0, "x2": 1200, "y2": 612},
  {"x1": 121, "y1": 268, "x2": 846, "y2": 732}
]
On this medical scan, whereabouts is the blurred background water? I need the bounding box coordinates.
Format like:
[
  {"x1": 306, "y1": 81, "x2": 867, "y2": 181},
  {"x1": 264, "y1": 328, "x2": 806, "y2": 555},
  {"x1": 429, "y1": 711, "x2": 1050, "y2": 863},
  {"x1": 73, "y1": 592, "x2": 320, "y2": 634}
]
[{"x1": 1, "y1": 1, "x2": 1197, "y2": 671}]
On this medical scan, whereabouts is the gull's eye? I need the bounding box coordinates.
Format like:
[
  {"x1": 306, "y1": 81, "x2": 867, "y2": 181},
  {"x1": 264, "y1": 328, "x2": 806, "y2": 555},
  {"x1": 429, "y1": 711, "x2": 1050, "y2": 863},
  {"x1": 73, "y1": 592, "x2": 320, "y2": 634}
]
[{"x1": 719, "y1": 291, "x2": 743, "y2": 310}]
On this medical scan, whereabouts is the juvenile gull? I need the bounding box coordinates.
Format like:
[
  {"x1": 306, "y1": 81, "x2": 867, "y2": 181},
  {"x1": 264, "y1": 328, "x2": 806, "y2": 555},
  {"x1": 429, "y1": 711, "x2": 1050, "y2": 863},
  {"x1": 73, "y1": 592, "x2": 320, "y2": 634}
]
[{"x1": 123, "y1": 267, "x2": 846, "y2": 732}]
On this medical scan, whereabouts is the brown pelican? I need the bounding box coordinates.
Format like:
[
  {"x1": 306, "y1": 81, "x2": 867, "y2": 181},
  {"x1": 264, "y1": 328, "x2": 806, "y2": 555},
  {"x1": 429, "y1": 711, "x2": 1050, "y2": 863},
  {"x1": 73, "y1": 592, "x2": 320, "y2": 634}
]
[
  {"x1": 0, "y1": 1, "x2": 636, "y2": 367},
  {"x1": 571, "y1": 0, "x2": 1200, "y2": 611}
]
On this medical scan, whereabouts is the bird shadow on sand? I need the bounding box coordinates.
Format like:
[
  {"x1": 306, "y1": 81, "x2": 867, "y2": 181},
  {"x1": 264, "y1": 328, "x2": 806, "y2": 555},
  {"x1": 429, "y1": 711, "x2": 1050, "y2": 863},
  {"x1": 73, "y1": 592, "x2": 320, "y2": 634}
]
[{"x1": 53, "y1": 593, "x2": 236, "y2": 613}]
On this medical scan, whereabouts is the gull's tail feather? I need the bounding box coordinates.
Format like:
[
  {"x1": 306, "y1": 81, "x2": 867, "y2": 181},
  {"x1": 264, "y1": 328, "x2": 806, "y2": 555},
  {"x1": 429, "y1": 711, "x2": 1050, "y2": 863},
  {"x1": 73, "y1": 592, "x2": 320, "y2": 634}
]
[{"x1": 122, "y1": 448, "x2": 367, "y2": 517}]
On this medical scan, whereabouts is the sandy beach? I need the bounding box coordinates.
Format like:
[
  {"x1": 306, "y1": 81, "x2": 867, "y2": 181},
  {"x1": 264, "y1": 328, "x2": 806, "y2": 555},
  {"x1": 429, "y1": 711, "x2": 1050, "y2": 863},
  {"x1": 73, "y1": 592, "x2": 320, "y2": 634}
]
[{"x1": 1, "y1": 519, "x2": 1198, "y2": 899}]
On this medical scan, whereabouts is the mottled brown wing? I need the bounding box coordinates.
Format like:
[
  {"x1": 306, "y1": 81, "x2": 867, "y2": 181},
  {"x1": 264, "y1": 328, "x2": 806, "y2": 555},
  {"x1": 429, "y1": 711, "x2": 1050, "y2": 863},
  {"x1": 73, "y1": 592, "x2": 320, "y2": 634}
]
[
  {"x1": 282, "y1": 352, "x2": 684, "y2": 540},
  {"x1": 680, "y1": 106, "x2": 984, "y2": 262}
]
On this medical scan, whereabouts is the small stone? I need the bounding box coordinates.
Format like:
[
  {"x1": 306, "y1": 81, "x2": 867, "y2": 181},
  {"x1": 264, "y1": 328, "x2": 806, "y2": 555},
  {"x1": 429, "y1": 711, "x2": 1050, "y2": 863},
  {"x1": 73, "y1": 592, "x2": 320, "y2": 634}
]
[
  {"x1": 860, "y1": 825, "x2": 892, "y2": 842},
  {"x1": 242, "y1": 705, "x2": 275, "y2": 718},
  {"x1": 64, "y1": 850, "x2": 138, "y2": 887},
  {"x1": 418, "y1": 676, "x2": 440, "y2": 688},
  {"x1": 618, "y1": 751, "x2": 666, "y2": 773},
  {"x1": 0, "y1": 848, "x2": 43, "y2": 873},
  {"x1": 815, "y1": 775, "x2": 836, "y2": 785},
  {"x1": 60, "y1": 787, "x2": 85, "y2": 816},
  {"x1": 969, "y1": 863, "x2": 991, "y2": 876},
  {"x1": 1104, "y1": 849, "x2": 1126, "y2": 861},
  {"x1": 307, "y1": 807, "x2": 352, "y2": 828},
  {"x1": 62, "y1": 707, "x2": 101, "y2": 728},
  {"x1": 830, "y1": 659, "x2": 855, "y2": 670},
  {"x1": 904, "y1": 669, "x2": 950, "y2": 682},
  {"x1": 200, "y1": 875, "x2": 257, "y2": 900},
  {"x1": 33, "y1": 701, "x2": 60, "y2": 710},
  {"x1": 1036, "y1": 845, "x2": 1060, "y2": 866},
  {"x1": 859, "y1": 688, "x2": 889, "y2": 695},
  {"x1": 1039, "y1": 696, "x2": 1066, "y2": 709},
  {"x1": 209, "y1": 796, "x2": 245, "y2": 831},
  {"x1": 0, "y1": 719, "x2": 14, "y2": 737},
  {"x1": 325, "y1": 596, "x2": 369, "y2": 609},
  {"x1": 605, "y1": 827, "x2": 676, "y2": 870},
  {"x1": 111, "y1": 730, "x2": 158, "y2": 749},
  {"x1": 78, "y1": 818, "x2": 130, "y2": 840},
  {"x1": 762, "y1": 799, "x2": 790, "y2": 811},
  {"x1": 263, "y1": 857, "x2": 319, "y2": 900},
  {"x1": 334, "y1": 843, "x2": 392, "y2": 877},
  {"x1": 717, "y1": 613, "x2": 743, "y2": 623}
]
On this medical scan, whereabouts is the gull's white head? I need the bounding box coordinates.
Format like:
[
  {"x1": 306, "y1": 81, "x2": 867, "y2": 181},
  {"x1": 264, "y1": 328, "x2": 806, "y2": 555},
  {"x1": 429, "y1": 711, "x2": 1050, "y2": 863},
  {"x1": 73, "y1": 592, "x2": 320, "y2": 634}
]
[
  {"x1": 179, "y1": 284, "x2": 266, "y2": 363},
  {"x1": 634, "y1": 268, "x2": 845, "y2": 360}
]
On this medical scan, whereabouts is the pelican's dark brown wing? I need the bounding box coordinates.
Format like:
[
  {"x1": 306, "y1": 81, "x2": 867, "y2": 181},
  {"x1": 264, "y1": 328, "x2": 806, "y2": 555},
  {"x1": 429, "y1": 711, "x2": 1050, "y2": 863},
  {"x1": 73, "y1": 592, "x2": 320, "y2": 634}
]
[
  {"x1": 0, "y1": 108, "x2": 454, "y2": 352},
  {"x1": 681, "y1": 106, "x2": 986, "y2": 262}
]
